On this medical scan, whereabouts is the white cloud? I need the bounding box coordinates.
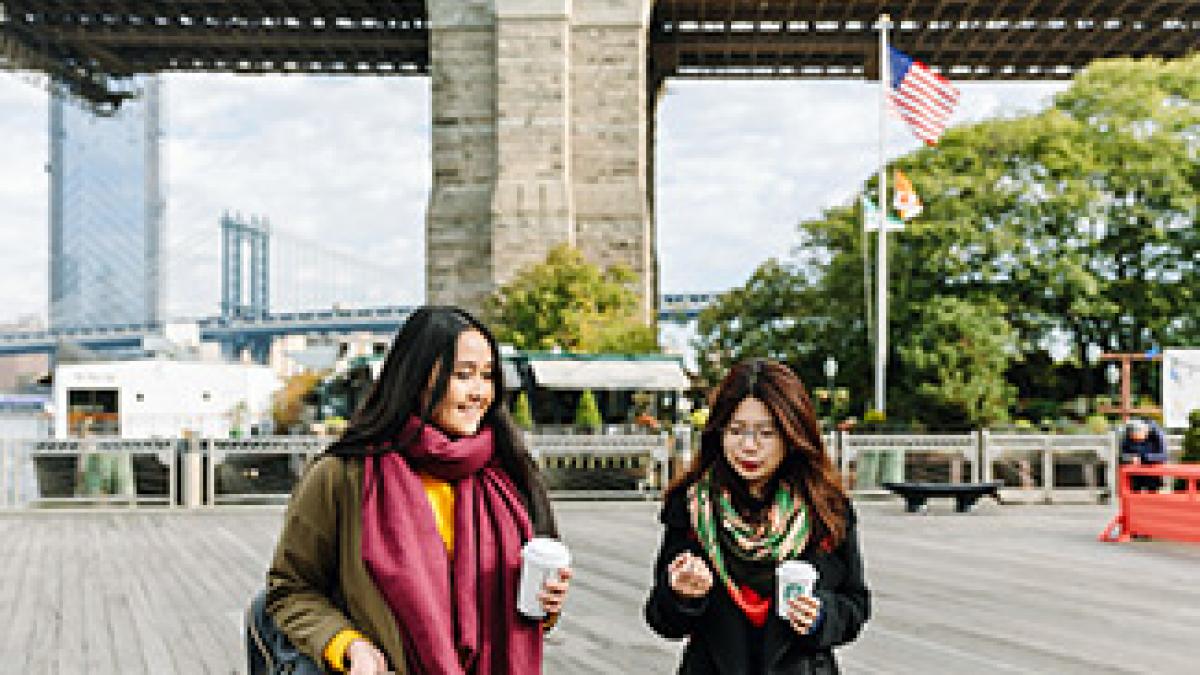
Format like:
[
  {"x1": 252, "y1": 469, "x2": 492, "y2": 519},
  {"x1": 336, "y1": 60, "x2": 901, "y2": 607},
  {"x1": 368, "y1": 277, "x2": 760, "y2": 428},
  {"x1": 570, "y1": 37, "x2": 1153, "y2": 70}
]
[
  {"x1": 0, "y1": 69, "x2": 1065, "y2": 326},
  {"x1": 654, "y1": 80, "x2": 1067, "y2": 293},
  {"x1": 161, "y1": 74, "x2": 430, "y2": 316},
  {"x1": 0, "y1": 75, "x2": 49, "y2": 322}
]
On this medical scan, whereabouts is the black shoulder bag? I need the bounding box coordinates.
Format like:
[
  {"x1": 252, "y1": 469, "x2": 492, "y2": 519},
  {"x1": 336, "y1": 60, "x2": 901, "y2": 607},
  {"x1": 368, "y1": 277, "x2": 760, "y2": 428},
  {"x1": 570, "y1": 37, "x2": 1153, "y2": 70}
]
[{"x1": 245, "y1": 588, "x2": 325, "y2": 675}]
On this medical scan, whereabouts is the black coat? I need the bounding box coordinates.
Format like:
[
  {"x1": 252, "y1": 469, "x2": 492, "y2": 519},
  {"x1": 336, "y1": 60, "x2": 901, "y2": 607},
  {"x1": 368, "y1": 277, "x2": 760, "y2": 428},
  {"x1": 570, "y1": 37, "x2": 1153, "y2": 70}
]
[{"x1": 644, "y1": 490, "x2": 870, "y2": 675}]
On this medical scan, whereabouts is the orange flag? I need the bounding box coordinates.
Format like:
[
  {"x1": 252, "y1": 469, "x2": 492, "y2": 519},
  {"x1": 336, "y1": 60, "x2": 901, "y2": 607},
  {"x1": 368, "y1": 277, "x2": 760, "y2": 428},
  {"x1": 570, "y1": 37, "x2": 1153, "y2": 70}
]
[{"x1": 893, "y1": 169, "x2": 923, "y2": 220}]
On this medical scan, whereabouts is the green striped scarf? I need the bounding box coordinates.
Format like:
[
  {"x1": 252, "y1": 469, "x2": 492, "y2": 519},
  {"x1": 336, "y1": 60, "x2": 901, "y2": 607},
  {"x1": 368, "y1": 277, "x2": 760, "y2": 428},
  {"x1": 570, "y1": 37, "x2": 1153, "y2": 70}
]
[{"x1": 687, "y1": 468, "x2": 810, "y2": 625}]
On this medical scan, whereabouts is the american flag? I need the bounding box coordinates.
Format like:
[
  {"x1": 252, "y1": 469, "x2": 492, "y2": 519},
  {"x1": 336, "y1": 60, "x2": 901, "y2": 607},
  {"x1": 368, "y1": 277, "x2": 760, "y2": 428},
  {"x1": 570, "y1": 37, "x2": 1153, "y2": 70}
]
[{"x1": 888, "y1": 47, "x2": 959, "y2": 145}]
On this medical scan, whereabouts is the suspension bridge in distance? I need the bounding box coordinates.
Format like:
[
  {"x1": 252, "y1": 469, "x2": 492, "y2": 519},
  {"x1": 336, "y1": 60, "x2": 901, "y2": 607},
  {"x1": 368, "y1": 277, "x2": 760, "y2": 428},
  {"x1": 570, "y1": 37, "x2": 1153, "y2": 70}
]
[
  {"x1": 2, "y1": 204, "x2": 722, "y2": 362},
  {"x1": 0, "y1": 295, "x2": 719, "y2": 361}
]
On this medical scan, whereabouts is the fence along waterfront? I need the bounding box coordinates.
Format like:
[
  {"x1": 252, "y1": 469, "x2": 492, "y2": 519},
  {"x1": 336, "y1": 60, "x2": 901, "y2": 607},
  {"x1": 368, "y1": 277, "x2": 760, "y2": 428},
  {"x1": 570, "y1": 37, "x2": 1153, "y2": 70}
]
[{"x1": 0, "y1": 431, "x2": 1185, "y2": 509}]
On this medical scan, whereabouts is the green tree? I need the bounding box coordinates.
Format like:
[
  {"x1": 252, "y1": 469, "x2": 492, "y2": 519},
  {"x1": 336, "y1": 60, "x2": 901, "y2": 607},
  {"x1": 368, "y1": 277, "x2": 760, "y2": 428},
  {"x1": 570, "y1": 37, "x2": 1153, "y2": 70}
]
[
  {"x1": 1182, "y1": 410, "x2": 1200, "y2": 464},
  {"x1": 487, "y1": 244, "x2": 658, "y2": 353},
  {"x1": 694, "y1": 54, "x2": 1200, "y2": 425},
  {"x1": 512, "y1": 391, "x2": 534, "y2": 430},
  {"x1": 693, "y1": 259, "x2": 819, "y2": 387},
  {"x1": 897, "y1": 298, "x2": 1018, "y2": 426},
  {"x1": 574, "y1": 389, "x2": 602, "y2": 433}
]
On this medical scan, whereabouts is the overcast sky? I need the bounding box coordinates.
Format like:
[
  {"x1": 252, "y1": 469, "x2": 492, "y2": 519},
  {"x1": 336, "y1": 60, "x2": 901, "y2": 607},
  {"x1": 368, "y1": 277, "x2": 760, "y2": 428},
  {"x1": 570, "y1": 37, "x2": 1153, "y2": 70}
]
[{"x1": 0, "y1": 71, "x2": 1067, "y2": 326}]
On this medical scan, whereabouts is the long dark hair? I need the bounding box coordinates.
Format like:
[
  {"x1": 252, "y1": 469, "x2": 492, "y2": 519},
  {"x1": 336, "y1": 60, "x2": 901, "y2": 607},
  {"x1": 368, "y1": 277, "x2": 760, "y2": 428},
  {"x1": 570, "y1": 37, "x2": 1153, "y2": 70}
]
[
  {"x1": 326, "y1": 306, "x2": 556, "y2": 536},
  {"x1": 667, "y1": 358, "x2": 849, "y2": 546}
]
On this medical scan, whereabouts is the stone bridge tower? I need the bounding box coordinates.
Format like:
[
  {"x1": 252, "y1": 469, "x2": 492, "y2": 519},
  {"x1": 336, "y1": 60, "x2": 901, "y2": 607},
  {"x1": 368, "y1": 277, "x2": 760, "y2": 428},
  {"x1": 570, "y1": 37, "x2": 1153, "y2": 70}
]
[{"x1": 425, "y1": 0, "x2": 656, "y2": 322}]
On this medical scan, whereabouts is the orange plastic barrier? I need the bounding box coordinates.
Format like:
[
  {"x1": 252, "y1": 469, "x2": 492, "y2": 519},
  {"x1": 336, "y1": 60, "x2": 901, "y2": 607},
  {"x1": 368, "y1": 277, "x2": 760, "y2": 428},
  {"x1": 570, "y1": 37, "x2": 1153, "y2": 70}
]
[{"x1": 1099, "y1": 464, "x2": 1200, "y2": 543}]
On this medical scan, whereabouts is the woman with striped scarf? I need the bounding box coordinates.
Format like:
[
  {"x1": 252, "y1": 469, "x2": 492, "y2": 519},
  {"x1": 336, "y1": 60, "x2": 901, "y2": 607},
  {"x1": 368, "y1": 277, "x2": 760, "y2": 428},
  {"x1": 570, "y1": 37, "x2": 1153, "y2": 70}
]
[{"x1": 645, "y1": 358, "x2": 870, "y2": 674}]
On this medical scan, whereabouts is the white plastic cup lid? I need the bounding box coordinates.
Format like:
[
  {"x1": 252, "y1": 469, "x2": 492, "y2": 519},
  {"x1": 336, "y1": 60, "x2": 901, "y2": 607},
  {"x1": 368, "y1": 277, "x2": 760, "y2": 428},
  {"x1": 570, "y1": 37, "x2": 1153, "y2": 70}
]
[
  {"x1": 522, "y1": 537, "x2": 571, "y2": 567},
  {"x1": 777, "y1": 560, "x2": 818, "y2": 580}
]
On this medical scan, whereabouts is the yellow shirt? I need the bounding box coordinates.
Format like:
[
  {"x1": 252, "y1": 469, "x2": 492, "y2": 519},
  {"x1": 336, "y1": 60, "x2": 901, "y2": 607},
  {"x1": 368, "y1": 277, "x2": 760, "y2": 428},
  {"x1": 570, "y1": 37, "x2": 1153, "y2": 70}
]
[
  {"x1": 324, "y1": 472, "x2": 454, "y2": 671},
  {"x1": 419, "y1": 473, "x2": 456, "y2": 554}
]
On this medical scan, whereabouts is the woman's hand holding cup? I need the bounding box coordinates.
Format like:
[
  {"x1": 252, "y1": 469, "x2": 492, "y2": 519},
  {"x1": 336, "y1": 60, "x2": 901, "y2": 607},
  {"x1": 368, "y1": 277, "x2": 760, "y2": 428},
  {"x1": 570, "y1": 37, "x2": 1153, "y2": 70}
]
[
  {"x1": 538, "y1": 567, "x2": 572, "y2": 615},
  {"x1": 786, "y1": 595, "x2": 822, "y2": 635},
  {"x1": 347, "y1": 639, "x2": 389, "y2": 675},
  {"x1": 668, "y1": 551, "x2": 713, "y2": 599}
]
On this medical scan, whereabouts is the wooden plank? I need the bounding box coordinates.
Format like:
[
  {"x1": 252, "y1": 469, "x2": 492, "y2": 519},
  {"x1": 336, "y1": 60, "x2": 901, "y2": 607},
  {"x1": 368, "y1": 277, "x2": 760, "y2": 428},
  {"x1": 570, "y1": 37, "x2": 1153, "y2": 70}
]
[
  {"x1": 26, "y1": 512, "x2": 63, "y2": 675},
  {"x1": 81, "y1": 516, "x2": 117, "y2": 673},
  {"x1": 129, "y1": 513, "x2": 210, "y2": 673},
  {"x1": 2, "y1": 502, "x2": 1200, "y2": 673},
  {"x1": 57, "y1": 515, "x2": 86, "y2": 674},
  {"x1": 148, "y1": 514, "x2": 235, "y2": 674},
  {"x1": 0, "y1": 516, "x2": 39, "y2": 672},
  {"x1": 102, "y1": 515, "x2": 149, "y2": 675},
  {"x1": 122, "y1": 520, "x2": 176, "y2": 674}
]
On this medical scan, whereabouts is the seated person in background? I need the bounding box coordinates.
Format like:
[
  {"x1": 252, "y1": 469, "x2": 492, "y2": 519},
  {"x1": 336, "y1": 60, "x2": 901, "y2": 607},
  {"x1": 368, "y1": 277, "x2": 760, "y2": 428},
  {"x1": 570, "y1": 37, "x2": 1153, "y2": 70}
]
[{"x1": 1119, "y1": 419, "x2": 1169, "y2": 493}]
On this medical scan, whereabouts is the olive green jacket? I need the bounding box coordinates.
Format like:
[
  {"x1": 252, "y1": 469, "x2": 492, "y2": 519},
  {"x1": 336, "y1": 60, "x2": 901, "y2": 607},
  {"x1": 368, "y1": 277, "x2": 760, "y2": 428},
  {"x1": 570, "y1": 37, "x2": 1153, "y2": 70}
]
[{"x1": 266, "y1": 456, "x2": 409, "y2": 673}]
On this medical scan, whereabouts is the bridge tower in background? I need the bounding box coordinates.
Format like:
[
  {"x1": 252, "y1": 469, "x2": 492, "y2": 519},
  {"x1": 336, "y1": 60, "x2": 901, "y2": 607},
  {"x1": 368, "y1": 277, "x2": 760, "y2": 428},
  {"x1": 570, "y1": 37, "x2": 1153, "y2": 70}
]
[
  {"x1": 220, "y1": 213, "x2": 270, "y2": 321},
  {"x1": 220, "y1": 213, "x2": 272, "y2": 362},
  {"x1": 425, "y1": 0, "x2": 657, "y2": 324}
]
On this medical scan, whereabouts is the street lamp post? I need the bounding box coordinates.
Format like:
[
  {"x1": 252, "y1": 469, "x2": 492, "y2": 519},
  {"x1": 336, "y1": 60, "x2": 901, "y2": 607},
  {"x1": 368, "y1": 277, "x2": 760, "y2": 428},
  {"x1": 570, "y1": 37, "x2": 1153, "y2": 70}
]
[{"x1": 824, "y1": 356, "x2": 838, "y2": 426}]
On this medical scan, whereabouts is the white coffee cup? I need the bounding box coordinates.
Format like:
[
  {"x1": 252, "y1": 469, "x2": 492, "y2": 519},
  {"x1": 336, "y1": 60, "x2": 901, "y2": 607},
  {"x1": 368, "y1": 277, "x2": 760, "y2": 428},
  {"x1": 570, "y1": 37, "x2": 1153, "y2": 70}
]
[
  {"x1": 776, "y1": 560, "x2": 819, "y2": 618},
  {"x1": 517, "y1": 537, "x2": 571, "y2": 619}
]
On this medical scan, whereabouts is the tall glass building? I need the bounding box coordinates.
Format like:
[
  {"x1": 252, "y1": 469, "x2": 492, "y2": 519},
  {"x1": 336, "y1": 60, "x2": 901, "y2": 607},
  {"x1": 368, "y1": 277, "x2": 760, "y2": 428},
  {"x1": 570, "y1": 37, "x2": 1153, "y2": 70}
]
[{"x1": 49, "y1": 77, "x2": 163, "y2": 330}]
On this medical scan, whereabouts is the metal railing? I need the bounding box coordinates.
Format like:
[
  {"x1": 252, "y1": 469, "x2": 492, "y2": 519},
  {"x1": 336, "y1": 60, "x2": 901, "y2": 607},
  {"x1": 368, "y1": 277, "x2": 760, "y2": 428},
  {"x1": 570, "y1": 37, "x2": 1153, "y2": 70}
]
[
  {"x1": 1167, "y1": 434, "x2": 1185, "y2": 461},
  {"x1": 1, "y1": 438, "x2": 178, "y2": 508},
  {"x1": 834, "y1": 431, "x2": 1189, "y2": 504},
  {"x1": 839, "y1": 432, "x2": 980, "y2": 496},
  {"x1": 527, "y1": 432, "x2": 671, "y2": 498},
  {"x1": 982, "y1": 433, "x2": 1113, "y2": 503},
  {"x1": 0, "y1": 430, "x2": 1189, "y2": 509},
  {"x1": 204, "y1": 436, "x2": 330, "y2": 506}
]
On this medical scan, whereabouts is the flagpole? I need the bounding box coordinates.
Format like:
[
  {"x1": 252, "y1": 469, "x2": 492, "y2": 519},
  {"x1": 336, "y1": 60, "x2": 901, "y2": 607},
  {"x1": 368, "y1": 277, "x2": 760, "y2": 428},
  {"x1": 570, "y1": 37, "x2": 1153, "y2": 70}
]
[
  {"x1": 863, "y1": 202, "x2": 872, "y2": 355},
  {"x1": 875, "y1": 14, "x2": 891, "y2": 415}
]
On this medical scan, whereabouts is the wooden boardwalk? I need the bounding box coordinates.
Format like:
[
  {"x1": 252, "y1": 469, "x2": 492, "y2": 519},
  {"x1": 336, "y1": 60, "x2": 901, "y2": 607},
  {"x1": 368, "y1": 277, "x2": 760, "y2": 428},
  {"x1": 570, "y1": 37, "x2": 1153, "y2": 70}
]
[{"x1": 1, "y1": 500, "x2": 1198, "y2": 674}]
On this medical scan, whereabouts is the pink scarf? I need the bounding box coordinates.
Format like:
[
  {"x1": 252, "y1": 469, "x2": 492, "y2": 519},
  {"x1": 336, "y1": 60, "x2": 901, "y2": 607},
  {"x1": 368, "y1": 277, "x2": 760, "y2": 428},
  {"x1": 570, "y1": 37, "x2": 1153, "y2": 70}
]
[{"x1": 361, "y1": 417, "x2": 541, "y2": 674}]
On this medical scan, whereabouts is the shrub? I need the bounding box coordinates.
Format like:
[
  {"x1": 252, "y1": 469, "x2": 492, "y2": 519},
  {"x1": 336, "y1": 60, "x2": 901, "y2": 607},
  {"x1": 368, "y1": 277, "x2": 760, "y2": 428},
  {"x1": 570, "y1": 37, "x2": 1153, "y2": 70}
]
[
  {"x1": 1084, "y1": 415, "x2": 1110, "y2": 434},
  {"x1": 574, "y1": 390, "x2": 602, "y2": 433},
  {"x1": 512, "y1": 391, "x2": 533, "y2": 430}
]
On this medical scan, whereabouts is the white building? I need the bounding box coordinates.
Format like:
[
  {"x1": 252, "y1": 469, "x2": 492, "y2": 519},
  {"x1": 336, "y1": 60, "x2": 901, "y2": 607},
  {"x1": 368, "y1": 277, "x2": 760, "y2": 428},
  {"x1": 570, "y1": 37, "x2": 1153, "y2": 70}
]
[{"x1": 53, "y1": 360, "x2": 282, "y2": 438}]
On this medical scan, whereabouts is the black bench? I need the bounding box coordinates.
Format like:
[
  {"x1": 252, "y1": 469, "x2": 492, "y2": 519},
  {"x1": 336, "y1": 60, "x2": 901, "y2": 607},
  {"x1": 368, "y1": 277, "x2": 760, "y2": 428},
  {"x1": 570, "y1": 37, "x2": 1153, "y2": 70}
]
[{"x1": 881, "y1": 482, "x2": 1002, "y2": 513}]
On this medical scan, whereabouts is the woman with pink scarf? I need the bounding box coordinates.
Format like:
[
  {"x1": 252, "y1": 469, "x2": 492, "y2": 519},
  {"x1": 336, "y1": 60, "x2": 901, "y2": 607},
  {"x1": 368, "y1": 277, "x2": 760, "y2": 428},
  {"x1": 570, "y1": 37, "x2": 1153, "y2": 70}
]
[{"x1": 266, "y1": 306, "x2": 570, "y2": 674}]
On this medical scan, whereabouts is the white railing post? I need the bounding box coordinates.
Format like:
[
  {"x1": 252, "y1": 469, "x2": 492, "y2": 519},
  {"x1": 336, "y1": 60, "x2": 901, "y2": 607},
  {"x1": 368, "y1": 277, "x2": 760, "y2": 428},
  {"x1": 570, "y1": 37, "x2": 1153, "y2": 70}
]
[
  {"x1": 183, "y1": 435, "x2": 204, "y2": 509},
  {"x1": 16, "y1": 440, "x2": 27, "y2": 507},
  {"x1": 167, "y1": 444, "x2": 178, "y2": 509},
  {"x1": 659, "y1": 434, "x2": 671, "y2": 493},
  {"x1": 672, "y1": 423, "x2": 693, "y2": 486},
  {"x1": 1041, "y1": 435, "x2": 1053, "y2": 503},
  {"x1": 1, "y1": 440, "x2": 9, "y2": 509},
  {"x1": 839, "y1": 431, "x2": 851, "y2": 489},
  {"x1": 206, "y1": 439, "x2": 219, "y2": 508},
  {"x1": 972, "y1": 429, "x2": 982, "y2": 484}
]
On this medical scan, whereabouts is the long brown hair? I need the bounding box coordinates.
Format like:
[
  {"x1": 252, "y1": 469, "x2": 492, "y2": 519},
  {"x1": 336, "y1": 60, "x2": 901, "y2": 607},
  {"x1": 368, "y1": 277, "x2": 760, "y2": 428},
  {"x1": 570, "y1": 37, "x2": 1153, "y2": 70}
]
[{"x1": 667, "y1": 358, "x2": 849, "y2": 547}]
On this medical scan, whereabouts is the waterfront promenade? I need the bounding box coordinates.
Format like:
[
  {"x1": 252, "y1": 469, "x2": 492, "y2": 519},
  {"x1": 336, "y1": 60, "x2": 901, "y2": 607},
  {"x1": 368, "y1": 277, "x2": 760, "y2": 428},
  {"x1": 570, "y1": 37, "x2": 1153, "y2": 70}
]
[{"x1": 1, "y1": 500, "x2": 1197, "y2": 674}]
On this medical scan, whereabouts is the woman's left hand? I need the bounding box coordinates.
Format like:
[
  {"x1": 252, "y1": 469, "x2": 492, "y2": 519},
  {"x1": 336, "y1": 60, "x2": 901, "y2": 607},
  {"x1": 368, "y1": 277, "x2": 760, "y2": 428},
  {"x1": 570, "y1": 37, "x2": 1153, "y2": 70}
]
[
  {"x1": 787, "y1": 595, "x2": 822, "y2": 635},
  {"x1": 538, "y1": 567, "x2": 572, "y2": 615}
]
